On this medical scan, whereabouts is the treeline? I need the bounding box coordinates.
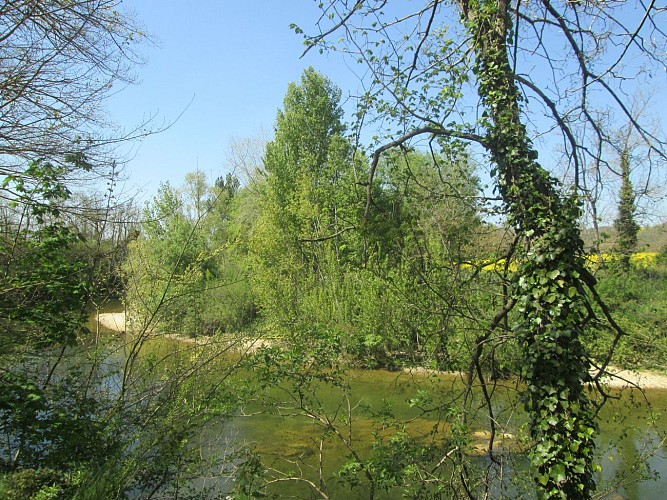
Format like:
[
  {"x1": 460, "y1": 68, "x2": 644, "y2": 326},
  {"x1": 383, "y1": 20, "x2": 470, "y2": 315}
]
[
  {"x1": 125, "y1": 68, "x2": 504, "y2": 371},
  {"x1": 124, "y1": 68, "x2": 667, "y2": 373}
]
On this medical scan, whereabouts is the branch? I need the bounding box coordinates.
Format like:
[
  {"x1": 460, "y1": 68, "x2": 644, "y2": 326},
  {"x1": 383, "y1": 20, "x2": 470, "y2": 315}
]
[
  {"x1": 578, "y1": 266, "x2": 629, "y2": 381},
  {"x1": 541, "y1": 0, "x2": 667, "y2": 162},
  {"x1": 406, "y1": 0, "x2": 440, "y2": 84},
  {"x1": 301, "y1": 1, "x2": 364, "y2": 58},
  {"x1": 365, "y1": 126, "x2": 487, "y2": 217},
  {"x1": 266, "y1": 476, "x2": 330, "y2": 499},
  {"x1": 299, "y1": 226, "x2": 356, "y2": 243},
  {"x1": 514, "y1": 74, "x2": 580, "y2": 183}
]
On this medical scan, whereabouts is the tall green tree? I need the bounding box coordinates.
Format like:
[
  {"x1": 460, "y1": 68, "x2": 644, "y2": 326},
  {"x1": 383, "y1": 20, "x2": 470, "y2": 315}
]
[
  {"x1": 264, "y1": 67, "x2": 358, "y2": 247},
  {"x1": 251, "y1": 68, "x2": 362, "y2": 325},
  {"x1": 614, "y1": 148, "x2": 639, "y2": 266}
]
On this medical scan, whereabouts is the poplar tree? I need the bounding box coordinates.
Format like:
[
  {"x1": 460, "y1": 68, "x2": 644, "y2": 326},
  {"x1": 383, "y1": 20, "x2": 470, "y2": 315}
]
[
  {"x1": 251, "y1": 68, "x2": 359, "y2": 323},
  {"x1": 614, "y1": 149, "x2": 639, "y2": 267}
]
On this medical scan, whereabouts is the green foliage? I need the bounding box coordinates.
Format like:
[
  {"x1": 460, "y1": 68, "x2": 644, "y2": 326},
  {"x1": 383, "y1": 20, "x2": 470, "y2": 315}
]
[
  {"x1": 125, "y1": 173, "x2": 254, "y2": 336},
  {"x1": 252, "y1": 70, "x2": 486, "y2": 372},
  {"x1": 0, "y1": 223, "x2": 89, "y2": 347},
  {"x1": 587, "y1": 263, "x2": 667, "y2": 370},
  {"x1": 0, "y1": 467, "x2": 82, "y2": 499},
  {"x1": 465, "y1": 4, "x2": 597, "y2": 497},
  {"x1": 0, "y1": 159, "x2": 248, "y2": 497},
  {"x1": 228, "y1": 449, "x2": 267, "y2": 499},
  {"x1": 614, "y1": 149, "x2": 639, "y2": 265},
  {"x1": 0, "y1": 369, "x2": 110, "y2": 471},
  {"x1": 0, "y1": 158, "x2": 93, "y2": 347},
  {"x1": 250, "y1": 68, "x2": 363, "y2": 329},
  {"x1": 1, "y1": 314, "x2": 243, "y2": 498}
]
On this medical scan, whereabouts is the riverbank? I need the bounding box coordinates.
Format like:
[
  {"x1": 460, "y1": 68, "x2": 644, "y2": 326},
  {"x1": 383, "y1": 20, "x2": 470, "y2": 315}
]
[
  {"x1": 94, "y1": 311, "x2": 272, "y2": 351},
  {"x1": 590, "y1": 366, "x2": 667, "y2": 389},
  {"x1": 95, "y1": 311, "x2": 126, "y2": 332},
  {"x1": 95, "y1": 312, "x2": 667, "y2": 389}
]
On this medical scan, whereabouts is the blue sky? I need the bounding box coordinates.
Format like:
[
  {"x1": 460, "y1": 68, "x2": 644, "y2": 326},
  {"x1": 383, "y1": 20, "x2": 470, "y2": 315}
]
[
  {"x1": 109, "y1": 0, "x2": 361, "y2": 199},
  {"x1": 108, "y1": 1, "x2": 666, "y2": 223}
]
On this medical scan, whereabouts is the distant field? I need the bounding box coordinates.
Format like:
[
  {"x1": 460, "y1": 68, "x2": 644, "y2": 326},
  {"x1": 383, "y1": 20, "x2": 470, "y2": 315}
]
[
  {"x1": 581, "y1": 223, "x2": 667, "y2": 252},
  {"x1": 476, "y1": 223, "x2": 667, "y2": 256}
]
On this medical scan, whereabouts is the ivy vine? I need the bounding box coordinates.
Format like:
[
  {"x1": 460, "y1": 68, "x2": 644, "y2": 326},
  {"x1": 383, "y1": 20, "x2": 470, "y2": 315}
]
[{"x1": 464, "y1": 1, "x2": 596, "y2": 497}]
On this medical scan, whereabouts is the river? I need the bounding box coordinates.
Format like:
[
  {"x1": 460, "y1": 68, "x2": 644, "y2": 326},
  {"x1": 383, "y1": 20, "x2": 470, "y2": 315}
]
[{"x1": 87, "y1": 307, "x2": 667, "y2": 499}]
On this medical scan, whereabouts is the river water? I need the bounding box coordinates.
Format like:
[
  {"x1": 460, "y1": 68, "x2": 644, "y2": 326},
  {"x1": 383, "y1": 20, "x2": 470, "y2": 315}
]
[{"x1": 86, "y1": 309, "x2": 667, "y2": 499}]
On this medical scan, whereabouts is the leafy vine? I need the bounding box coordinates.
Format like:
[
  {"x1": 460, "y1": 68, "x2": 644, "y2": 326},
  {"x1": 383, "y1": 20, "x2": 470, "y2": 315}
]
[{"x1": 464, "y1": 1, "x2": 596, "y2": 496}]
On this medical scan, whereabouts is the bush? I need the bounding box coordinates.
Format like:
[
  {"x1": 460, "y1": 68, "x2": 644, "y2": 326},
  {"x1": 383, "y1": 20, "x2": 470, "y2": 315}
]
[{"x1": 587, "y1": 263, "x2": 667, "y2": 370}]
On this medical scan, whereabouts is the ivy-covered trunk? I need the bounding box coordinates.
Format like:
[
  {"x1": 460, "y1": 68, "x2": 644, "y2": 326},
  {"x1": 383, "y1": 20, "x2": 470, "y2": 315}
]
[{"x1": 462, "y1": 1, "x2": 596, "y2": 497}]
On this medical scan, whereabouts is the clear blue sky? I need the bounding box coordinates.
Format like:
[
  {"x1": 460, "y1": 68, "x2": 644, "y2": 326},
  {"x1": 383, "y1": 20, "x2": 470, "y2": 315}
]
[
  {"x1": 109, "y1": 0, "x2": 360, "y2": 199},
  {"x1": 109, "y1": 1, "x2": 666, "y2": 223}
]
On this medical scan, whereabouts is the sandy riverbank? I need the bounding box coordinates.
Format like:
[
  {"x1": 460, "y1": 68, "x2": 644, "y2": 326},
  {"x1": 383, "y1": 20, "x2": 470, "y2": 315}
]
[
  {"x1": 590, "y1": 367, "x2": 667, "y2": 389},
  {"x1": 404, "y1": 366, "x2": 667, "y2": 389},
  {"x1": 94, "y1": 311, "x2": 272, "y2": 350},
  {"x1": 94, "y1": 312, "x2": 667, "y2": 389},
  {"x1": 95, "y1": 312, "x2": 126, "y2": 333}
]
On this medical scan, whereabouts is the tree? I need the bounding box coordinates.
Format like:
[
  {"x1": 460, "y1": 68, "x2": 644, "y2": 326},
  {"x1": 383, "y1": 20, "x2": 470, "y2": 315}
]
[
  {"x1": 126, "y1": 179, "x2": 211, "y2": 334},
  {"x1": 614, "y1": 148, "x2": 639, "y2": 266},
  {"x1": 0, "y1": 158, "x2": 91, "y2": 347},
  {"x1": 0, "y1": 2, "x2": 234, "y2": 496},
  {"x1": 0, "y1": 1, "x2": 148, "y2": 171},
  {"x1": 125, "y1": 171, "x2": 256, "y2": 338},
  {"x1": 297, "y1": 1, "x2": 667, "y2": 497},
  {"x1": 0, "y1": 0, "x2": 148, "y2": 346},
  {"x1": 250, "y1": 67, "x2": 362, "y2": 325},
  {"x1": 580, "y1": 95, "x2": 664, "y2": 258},
  {"x1": 263, "y1": 67, "x2": 355, "y2": 246},
  {"x1": 0, "y1": 0, "x2": 153, "y2": 333}
]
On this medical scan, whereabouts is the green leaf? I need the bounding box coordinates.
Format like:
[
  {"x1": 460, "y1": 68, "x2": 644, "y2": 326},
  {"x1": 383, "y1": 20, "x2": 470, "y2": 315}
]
[{"x1": 551, "y1": 463, "x2": 566, "y2": 483}]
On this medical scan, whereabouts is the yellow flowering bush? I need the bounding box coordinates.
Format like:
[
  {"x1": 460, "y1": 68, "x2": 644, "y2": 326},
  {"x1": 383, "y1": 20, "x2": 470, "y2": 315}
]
[{"x1": 464, "y1": 252, "x2": 659, "y2": 273}]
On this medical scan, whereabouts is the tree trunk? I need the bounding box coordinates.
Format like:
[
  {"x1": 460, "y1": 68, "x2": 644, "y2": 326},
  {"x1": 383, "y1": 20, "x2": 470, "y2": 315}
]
[{"x1": 461, "y1": 1, "x2": 596, "y2": 497}]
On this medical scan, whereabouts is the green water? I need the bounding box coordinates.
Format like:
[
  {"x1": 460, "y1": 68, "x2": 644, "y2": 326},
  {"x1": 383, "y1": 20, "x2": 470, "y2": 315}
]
[
  {"x1": 88, "y1": 310, "x2": 667, "y2": 498},
  {"x1": 222, "y1": 371, "x2": 667, "y2": 498}
]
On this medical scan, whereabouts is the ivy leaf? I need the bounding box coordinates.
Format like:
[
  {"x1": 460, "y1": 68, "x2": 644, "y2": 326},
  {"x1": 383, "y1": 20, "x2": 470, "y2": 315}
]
[{"x1": 551, "y1": 463, "x2": 566, "y2": 484}]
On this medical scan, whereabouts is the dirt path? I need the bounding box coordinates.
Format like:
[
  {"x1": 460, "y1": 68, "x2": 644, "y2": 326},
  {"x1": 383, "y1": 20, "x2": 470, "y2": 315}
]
[{"x1": 95, "y1": 312, "x2": 667, "y2": 389}]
